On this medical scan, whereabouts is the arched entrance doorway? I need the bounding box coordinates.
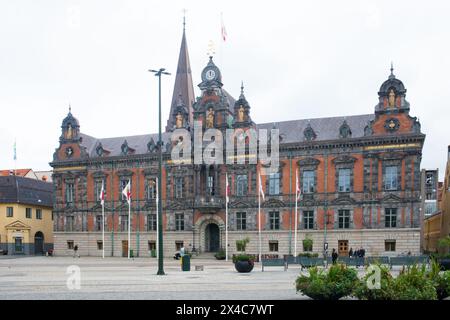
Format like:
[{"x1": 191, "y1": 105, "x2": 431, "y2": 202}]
[
  {"x1": 205, "y1": 223, "x2": 220, "y2": 252},
  {"x1": 34, "y1": 231, "x2": 44, "y2": 255}
]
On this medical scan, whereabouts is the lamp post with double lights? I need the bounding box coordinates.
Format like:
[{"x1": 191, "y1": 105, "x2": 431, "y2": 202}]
[{"x1": 149, "y1": 68, "x2": 170, "y2": 276}]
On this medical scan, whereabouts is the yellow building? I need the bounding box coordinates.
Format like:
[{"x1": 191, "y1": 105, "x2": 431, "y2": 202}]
[{"x1": 0, "y1": 175, "x2": 53, "y2": 255}]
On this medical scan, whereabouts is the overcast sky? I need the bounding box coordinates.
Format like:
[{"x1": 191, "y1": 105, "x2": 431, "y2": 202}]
[{"x1": 1, "y1": 0, "x2": 449, "y2": 179}]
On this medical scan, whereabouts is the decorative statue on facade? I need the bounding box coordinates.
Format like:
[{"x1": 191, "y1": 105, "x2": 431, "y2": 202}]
[
  {"x1": 66, "y1": 124, "x2": 73, "y2": 139},
  {"x1": 238, "y1": 105, "x2": 245, "y2": 122},
  {"x1": 388, "y1": 89, "x2": 396, "y2": 107},
  {"x1": 175, "y1": 113, "x2": 184, "y2": 128},
  {"x1": 206, "y1": 108, "x2": 214, "y2": 128}
]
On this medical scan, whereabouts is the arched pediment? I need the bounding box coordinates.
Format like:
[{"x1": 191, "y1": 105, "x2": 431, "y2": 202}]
[
  {"x1": 263, "y1": 198, "x2": 286, "y2": 208},
  {"x1": 332, "y1": 195, "x2": 356, "y2": 205},
  {"x1": 332, "y1": 155, "x2": 357, "y2": 165}
]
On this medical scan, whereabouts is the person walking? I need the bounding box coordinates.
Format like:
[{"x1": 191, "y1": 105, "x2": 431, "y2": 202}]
[
  {"x1": 73, "y1": 244, "x2": 79, "y2": 258},
  {"x1": 349, "y1": 247, "x2": 353, "y2": 258},
  {"x1": 331, "y1": 248, "x2": 338, "y2": 265}
]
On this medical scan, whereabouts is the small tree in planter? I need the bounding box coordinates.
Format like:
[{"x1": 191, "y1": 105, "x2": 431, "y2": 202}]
[
  {"x1": 234, "y1": 237, "x2": 253, "y2": 273},
  {"x1": 302, "y1": 238, "x2": 313, "y2": 252},
  {"x1": 296, "y1": 264, "x2": 358, "y2": 300}
]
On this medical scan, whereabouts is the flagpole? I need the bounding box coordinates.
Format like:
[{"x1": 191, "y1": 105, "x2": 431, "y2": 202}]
[
  {"x1": 294, "y1": 171, "x2": 298, "y2": 257},
  {"x1": 225, "y1": 173, "x2": 228, "y2": 261},
  {"x1": 258, "y1": 172, "x2": 262, "y2": 263},
  {"x1": 102, "y1": 184, "x2": 105, "y2": 259},
  {"x1": 128, "y1": 181, "x2": 131, "y2": 260},
  {"x1": 156, "y1": 177, "x2": 159, "y2": 261}
]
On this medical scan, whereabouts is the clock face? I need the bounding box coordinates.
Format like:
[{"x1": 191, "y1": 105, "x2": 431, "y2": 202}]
[{"x1": 205, "y1": 69, "x2": 216, "y2": 80}]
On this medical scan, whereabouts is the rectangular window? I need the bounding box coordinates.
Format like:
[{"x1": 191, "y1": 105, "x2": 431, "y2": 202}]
[
  {"x1": 384, "y1": 166, "x2": 398, "y2": 191},
  {"x1": 94, "y1": 179, "x2": 104, "y2": 203},
  {"x1": 97, "y1": 241, "x2": 103, "y2": 250},
  {"x1": 36, "y1": 209, "x2": 42, "y2": 220},
  {"x1": 146, "y1": 179, "x2": 157, "y2": 200},
  {"x1": 6, "y1": 207, "x2": 13, "y2": 217},
  {"x1": 95, "y1": 215, "x2": 102, "y2": 231},
  {"x1": 385, "y1": 208, "x2": 397, "y2": 228},
  {"x1": 236, "y1": 175, "x2": 248, "y2": 196},
  {"x1": 338, "y1": 209, "x2": 351, "y2": 229},
  {"x1": 148, "y1": 241, "x2": 156, "y2": 251},
  {"x1": 66, "y1": 216, "x2": 74, "y2": 231},
  {"x1": 120, "y1": 179, "x2": 130, "y2": 201},
  {"x1": 385, "y1": 240, "x2": 396, "y2": 252},
  {"x1": 269, "y1": 172, "x2": 280, "y2": 195},
  {"x1": 175, "y1": 177, "x2": 183, "y2": 198},
  {"x1": 303, "y1": 211, "x2": 314, "y2": 229},
  {"x1": 269, "y1": 211, "x2": 280, "y2": 230},
  {"x1": 147, "y1": 214, "x2": 157, "y2": 231},
  {"x1": 236, "y1": 212, "x2": 247, "y2": 230},
  {"x1": 269, "y1": 241, "x2": 279, "y2": 252},
  {"x1": 302, "y1": 171, "x2": 315, "y2": 193},
  {"x1": 120, "y1": 215, "x2": 128, "y2": 232},
  {"x1": 338, "y1": 168, "x2": 351, "y2": 192},
  {"x1": 67, "y1": 241, "x2": 74, "y2": 250},
  {"x1": 175, "y1": 213, "x2": 184, "y2": 231},
  {"x1": 26, "y1": 208, "x2": 32, "y2": 219},
  {"x1": 207, "y1": 175, "x2": 215, "y2": 196},
  {"x1": 175, "y1": 241, "x2": 184, "y2": 251},
  {"x1": 66, "y1": 183, "x2": 74, "y2": 204}
]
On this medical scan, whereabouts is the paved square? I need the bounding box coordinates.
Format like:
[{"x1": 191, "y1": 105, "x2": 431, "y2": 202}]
[{"x1": 0, "y1": 256, "x2": 307, "y2": 300}]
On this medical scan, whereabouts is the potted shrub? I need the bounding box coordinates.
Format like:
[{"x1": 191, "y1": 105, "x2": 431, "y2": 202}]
[
  {"x1": 234, "y1": 238, "x2": 253, "y2": 272},
  {"x1": 295, "y1": 264, "x2": 358, "y2": 300},
  {"x1": 214, "y1": 249, "x2": 226, "y2": 260},
  {"x1": 436, "y1": 236, "x2": 450, "y2": 271},
  {"x1": 353, "y1": 263, "x2": 395, "y2": 300},
  {"x1": 427, "y1": 260, "x2": 450, "y2": 300},
  {"x1": 302, "y1": 238, "x2": 313, "y2": 252},
  {"x1": 391, "y1": 265, "x2": 437, "y2": 300},
  {"x1": 233, "y1": 254, "x2": 255, "y2": 273}
]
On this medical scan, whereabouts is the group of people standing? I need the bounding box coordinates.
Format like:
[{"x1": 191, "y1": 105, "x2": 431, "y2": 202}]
[
  {"x1": 348, "y1": 247, "x2": 365, "y2": 259},
  {"x1": 330, "y1": 246, "x2": 366, "y2": 264}
]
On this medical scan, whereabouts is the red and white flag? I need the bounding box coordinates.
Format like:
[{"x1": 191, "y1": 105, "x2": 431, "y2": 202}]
[
  {"x1": 99, "y1": 182, "x2": 105, "y2": 205},
  {"x1": 296, "y1": 169, "x2": 301, "y2": 200},
  {"x1": 221, "y1": 13, "x2": 227, "y2": 42},
  {"x1": 122, "y1": 180, "x2": 131, "y2": 204},
  {"x1": 259, "y1": 173, "x2": 265, "y2": 201}
]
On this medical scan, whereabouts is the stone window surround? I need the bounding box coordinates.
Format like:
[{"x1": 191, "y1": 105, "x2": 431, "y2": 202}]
[
  {"x1": 146, "y1": 213, "x2": 157, "y2": 231},
  {"x1": 175, "y1": 213, "x2": 185, "y2": 231},
  {"x1": 117, "y1": 170, "x2": 133, "y2": 203},
  {"x1": 301, "y1": 209, "x2": 315, "y2": 230},
  {"x1": 334, "y1": 207, "x2": 354, "y2": 229},
  {"x1": 297, "y1": 158, "x2": 320, "y2": 194},
  {"x1": 268, "y1": 210, "x2": 280, "y2": 230},
  {"x1": 236, "y1": 211, "x2": 247, "y2": 231},
  {"x1": 332, "y1": 155, "x2": 356, "y2": 193}
]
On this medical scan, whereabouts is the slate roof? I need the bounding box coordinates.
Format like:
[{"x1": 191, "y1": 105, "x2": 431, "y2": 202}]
[
  {"x1": 0, "y1": 176, "x2": 53, "y2": 207},
  {"x1": 79, "y1": 113, "x2": 374, "y2": 158},
  {"x1": 257, "y1": 114, "x2": 375, "y2": 144}
]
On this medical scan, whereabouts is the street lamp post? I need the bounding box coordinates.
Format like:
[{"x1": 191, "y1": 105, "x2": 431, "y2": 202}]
[{"x1": 149, "y1": 68, "x2": 170, "y2": 276}]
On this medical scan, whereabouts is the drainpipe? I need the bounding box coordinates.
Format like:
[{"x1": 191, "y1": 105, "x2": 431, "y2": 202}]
[{"x1": 289, "y1": 150, "x2": 292, "y2": 255}]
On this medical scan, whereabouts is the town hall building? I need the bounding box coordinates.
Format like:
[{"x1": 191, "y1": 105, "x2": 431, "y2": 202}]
[{"x1": 50, "y1": 25, "x2": 425, "y2": 258}]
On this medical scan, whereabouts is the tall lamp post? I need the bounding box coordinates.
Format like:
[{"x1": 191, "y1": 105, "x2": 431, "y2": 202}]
[{"x1": 149, "y1": 68, "x2": 170, "y2": 275}]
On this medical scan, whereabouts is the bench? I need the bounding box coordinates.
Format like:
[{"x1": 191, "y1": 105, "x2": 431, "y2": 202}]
[
  {"x1": 261, "y1": 258, "x2": 287, "y2": 272},
  {"x1": 389, "y1": 256, "x2": 429, "y2": 268},
  {"x1": 338, "y1": 257, "x2": 365, "y2": 267},
  {"x1": 365, "y1": 256, "x2": 390, "y2": 266},
  {"x1": 299, "y1": 257, "x2": 325, "y2": 269}
]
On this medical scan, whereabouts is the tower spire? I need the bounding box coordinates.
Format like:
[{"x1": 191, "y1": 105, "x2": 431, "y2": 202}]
[
  {"x1": 389, "y1": 61, "x2": 395, "y2": 79},
  {"x1": 165, "y1": 18, "x2": 195, "y2": 131}
]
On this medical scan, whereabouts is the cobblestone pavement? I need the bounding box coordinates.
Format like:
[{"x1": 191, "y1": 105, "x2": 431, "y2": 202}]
[
  {"x1": 0, "y1": 256, "x2": 403, "y2": 300},
  {"x1": 0, "y1": 256, "x2": 306, "y2": 300}
]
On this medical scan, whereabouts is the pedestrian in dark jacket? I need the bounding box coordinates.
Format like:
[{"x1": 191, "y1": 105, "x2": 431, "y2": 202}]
[
  {"x1": 331, "y1": 249, "x2": 338, "y2": 265},
  {"x1": 349, "y1": 248, "x2": 353, "y2": 258}
]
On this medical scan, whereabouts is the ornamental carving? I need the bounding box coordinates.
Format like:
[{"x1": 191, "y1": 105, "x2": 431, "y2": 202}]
[{"x1": 384, "y1": 118, "x2": 400, "y2": 132}]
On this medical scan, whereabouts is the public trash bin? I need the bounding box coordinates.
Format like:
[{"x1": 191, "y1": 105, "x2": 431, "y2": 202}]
[
  {"x1": 151, "y1": 249, "x2": 156, "y2": 257},
  {"x1": 182, "y1": 255, "x2": 191, "y2": 271},
  {"x1": 130, "y1": 249, "x2": 134, "y2": 258}
]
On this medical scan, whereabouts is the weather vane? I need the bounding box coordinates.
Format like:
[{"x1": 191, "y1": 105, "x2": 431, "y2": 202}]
[{"x1": 207, "y1": 40, "x2": 216, "y2": 58}]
